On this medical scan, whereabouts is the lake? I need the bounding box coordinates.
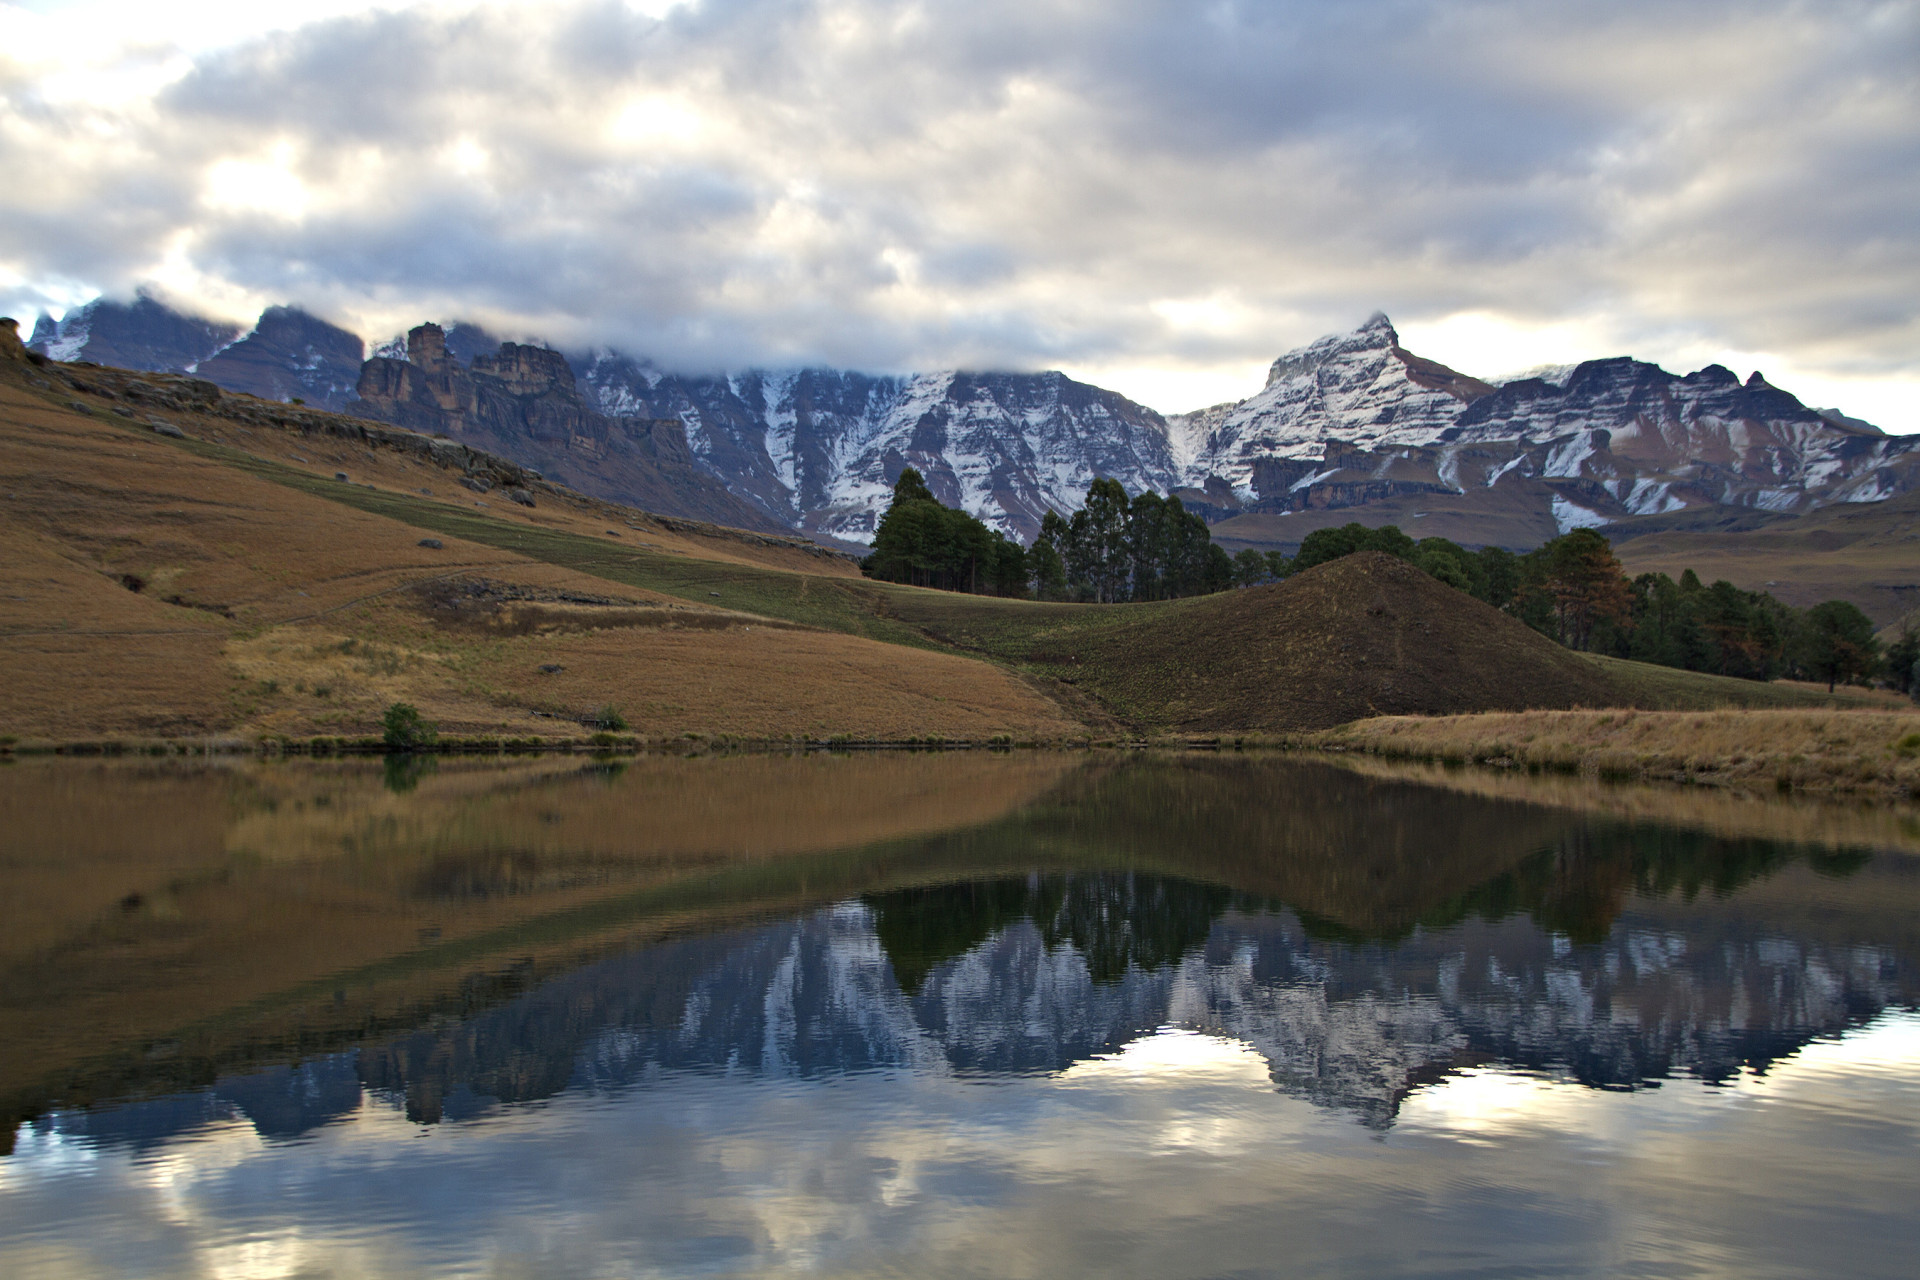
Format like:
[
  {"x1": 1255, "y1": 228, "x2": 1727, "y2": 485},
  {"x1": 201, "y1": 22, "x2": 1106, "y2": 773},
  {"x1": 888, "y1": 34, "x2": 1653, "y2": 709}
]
[{"x1": 2, "y1": 751, "x2": 1916, "y2": 1278}]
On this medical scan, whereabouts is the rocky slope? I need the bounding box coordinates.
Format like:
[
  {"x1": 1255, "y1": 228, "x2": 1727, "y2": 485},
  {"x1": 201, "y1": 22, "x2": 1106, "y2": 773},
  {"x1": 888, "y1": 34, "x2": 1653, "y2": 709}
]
[
  {"x1": 192, "y1": 306, "x2": 365, "y2": 410},
  {"x1": 576, "y1": 355, "x2": 1180, "y2": 543}
]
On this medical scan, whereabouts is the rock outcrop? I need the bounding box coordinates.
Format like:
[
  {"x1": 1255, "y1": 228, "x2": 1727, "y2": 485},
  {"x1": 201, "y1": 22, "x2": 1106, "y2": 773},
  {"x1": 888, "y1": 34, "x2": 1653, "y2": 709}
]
[{"x1": 0, "y1": 316, "x2": 29, "y2": 365}]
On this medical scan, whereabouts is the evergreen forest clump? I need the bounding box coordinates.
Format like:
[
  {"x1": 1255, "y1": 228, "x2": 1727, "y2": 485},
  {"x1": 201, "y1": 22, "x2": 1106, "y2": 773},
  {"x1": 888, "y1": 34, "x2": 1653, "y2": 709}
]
[
  {"x1": 863, "y1": 469, "x2": 1234, "y2": 601},
  {"x1": 1030, "y1": 478, "x2": 1234, "y2": 602},
  {"x1": 861, "y1": 468, "x2": 1032, "y2": 595}
]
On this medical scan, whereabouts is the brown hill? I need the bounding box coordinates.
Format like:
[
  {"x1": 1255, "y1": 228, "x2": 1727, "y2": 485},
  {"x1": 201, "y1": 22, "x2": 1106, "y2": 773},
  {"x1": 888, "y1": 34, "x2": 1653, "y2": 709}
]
[{"x1": 907, "y1": 552, "x2": 1618, "y2": 732}]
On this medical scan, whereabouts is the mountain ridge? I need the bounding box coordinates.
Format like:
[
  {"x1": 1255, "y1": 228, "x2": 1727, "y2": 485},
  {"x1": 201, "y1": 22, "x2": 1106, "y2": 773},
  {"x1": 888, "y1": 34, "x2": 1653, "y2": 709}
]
[{"x1": 27, "y1": 295, "x2": 1915, "y2": 552}]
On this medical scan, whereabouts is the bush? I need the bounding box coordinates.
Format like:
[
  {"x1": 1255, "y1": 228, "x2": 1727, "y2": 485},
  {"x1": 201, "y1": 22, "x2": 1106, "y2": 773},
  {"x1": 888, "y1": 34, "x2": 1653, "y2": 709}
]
[
  {"x1": 589, "y1": 704, "x2": 629, "y2": 731},
  {"x1": 381, "y1": 702, "x2": 438, "y2": 751}
]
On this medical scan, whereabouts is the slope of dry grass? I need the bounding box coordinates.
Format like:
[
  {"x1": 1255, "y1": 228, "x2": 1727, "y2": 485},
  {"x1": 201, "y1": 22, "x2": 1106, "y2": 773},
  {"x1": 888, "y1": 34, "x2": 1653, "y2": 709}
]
[
  {"x1": 1311, "y1": 707, "x2": 1920, "y2": 796},
  {"x1": 0, "y1": 369, "x2": 1081, "y2": 744}
]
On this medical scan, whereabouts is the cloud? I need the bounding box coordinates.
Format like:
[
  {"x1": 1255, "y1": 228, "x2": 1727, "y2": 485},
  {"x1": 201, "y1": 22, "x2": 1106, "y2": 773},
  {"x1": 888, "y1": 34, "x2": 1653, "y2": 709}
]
[{"x1": 0, "y1": 0, "x2": 1915, "y2": 420}]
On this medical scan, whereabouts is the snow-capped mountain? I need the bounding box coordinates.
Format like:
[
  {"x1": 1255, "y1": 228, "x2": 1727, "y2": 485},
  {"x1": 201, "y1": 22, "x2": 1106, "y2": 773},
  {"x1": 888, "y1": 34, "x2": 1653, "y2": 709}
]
[
  {"x1": 579, "y1": 312, "x2": 1915, "y2": 545},
  {"x1": 1169, "y1": 313, "x2": 1919, "y2": 541},
  {"x1": 192, "y1": 305, "x2": 365, "y2": 410},
  {"x1": 31, "y1": 298, "x2": 362, "y2": 409},
  {"x1": 1167, "y1": 312, "x2": 1494, "y2": 483},
  {"x1": 351, "y1": 324, "x2": 786, "y2": 533},
  {"x1": 576, "y1": 356, "x2": 1180, "y2": 543}
]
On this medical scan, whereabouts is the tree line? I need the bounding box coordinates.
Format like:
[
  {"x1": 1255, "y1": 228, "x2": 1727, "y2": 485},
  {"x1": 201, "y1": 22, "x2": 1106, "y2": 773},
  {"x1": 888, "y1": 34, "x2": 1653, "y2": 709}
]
[{"x1": 861, "y1": 472, "x2": 1905, "y2": 692}]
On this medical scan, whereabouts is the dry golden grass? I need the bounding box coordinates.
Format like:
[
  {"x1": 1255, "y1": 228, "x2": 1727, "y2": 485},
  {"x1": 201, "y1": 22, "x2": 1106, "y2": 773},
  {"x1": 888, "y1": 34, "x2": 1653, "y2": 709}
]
[
  {"x1": 5, "y1": 355, "x2": 1888, "y2": 746},
  {"x1": 1312, "y1": 706, "x2": 1920, "y2": 796},
  {"x1": 0, "y1": 374, "x2": 1080, "y2": 743}
]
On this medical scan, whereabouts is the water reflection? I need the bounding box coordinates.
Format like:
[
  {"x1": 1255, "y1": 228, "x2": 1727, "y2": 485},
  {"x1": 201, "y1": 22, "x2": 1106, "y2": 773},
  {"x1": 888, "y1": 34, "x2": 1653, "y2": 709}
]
[{"x1": 2, "y1": 753, "x2": 1917, "y2": 1277}]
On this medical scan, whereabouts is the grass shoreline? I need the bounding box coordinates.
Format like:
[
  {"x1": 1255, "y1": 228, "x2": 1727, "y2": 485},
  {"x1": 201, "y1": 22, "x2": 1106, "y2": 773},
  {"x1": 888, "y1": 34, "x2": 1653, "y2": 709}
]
[
  {"x1": 1304, "y1": 707, "x2": 1920, "y2": 798},
  {"x1": 15, "y1": 706, "x2": 1920, "y2": 806},
  {"x1": 0, "y1": 732, "x2": 1174, "y2": 758}
]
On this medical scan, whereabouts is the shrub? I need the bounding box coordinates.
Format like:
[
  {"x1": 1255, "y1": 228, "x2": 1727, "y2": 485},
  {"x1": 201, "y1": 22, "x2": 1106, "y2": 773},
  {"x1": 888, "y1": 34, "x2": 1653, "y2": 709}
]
[
  {"x1": 589, "y1": 704, "x2": 629, "y2": 731},
  {"x1": 382, "y1": 702, "x2": 438, "y2": 751}
]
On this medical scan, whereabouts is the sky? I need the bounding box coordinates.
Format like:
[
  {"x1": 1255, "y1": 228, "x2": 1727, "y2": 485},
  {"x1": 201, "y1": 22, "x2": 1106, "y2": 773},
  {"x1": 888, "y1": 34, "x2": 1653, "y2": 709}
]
[{"x1": 1, "y1": 0, "x2": 1916, "y2": 426}]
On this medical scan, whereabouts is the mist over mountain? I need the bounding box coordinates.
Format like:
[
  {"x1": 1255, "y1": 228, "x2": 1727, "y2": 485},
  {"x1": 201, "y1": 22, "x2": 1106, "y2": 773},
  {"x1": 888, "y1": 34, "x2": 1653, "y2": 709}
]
[{"x1": 27, "y1": 295, "x2": 1915, "y2": 548}]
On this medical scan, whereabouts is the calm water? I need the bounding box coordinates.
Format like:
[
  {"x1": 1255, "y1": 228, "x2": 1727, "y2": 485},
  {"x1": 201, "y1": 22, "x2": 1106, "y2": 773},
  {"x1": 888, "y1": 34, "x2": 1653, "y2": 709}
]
[{"x1": 2, "y1": 752, "x2": 1917, "y2": 1278}]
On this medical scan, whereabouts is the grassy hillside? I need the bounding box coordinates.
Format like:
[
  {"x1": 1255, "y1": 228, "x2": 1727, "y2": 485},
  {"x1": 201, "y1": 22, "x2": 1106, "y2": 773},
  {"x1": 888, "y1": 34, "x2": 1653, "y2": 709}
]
[
  {"x1": 1605, "y1": 489, "x2": 1920, "y2": 626},
  {"x1": 0, "y1": 334, "x2": 1891, "y2": 745},
  {"x1": 0, "y1": 358, "x2": 1081, "y2": 744}
]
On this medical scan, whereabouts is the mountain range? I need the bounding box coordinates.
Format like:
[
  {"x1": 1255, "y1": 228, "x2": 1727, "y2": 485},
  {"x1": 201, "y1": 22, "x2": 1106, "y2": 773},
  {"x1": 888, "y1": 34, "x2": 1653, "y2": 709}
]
[{"x1": 28, "y1": 294, "x2": 1917, "y2": 551}]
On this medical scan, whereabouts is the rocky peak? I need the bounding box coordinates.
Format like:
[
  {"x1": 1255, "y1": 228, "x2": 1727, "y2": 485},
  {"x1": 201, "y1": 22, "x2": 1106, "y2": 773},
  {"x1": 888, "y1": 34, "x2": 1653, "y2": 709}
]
[
  {"x1": 1172, "y1": 313, "x2": 1486, "y2": 493},
  {"x1": 1264, "y1": 311, "x2": 1398, "y2": 387},
  {"x1": 406, "y1": 322, "x2": 453, "y2": 371}
]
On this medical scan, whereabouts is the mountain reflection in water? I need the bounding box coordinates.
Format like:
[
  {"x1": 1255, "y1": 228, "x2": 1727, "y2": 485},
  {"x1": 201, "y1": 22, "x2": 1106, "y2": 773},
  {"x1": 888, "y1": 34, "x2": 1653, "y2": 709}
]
[{"x1": 2, "y1": 752, "x2": 1918, "y2": 1278}]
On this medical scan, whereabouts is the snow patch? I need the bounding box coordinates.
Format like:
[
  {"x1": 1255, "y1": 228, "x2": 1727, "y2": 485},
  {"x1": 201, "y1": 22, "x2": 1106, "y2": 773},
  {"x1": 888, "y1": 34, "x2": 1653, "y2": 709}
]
[
  {"x1": 44, "y1": 315, "x2": 91, "y2": 363},
  {"x1": 1494, "y1": 363, "x2": 1577, "y2": 387},
  {"x1": 1542, "y1": 432, "x2": 1598, "y2": 479},
  {"x1": 1551, "y1": 495, "x2": 1610, "y2": 533}
]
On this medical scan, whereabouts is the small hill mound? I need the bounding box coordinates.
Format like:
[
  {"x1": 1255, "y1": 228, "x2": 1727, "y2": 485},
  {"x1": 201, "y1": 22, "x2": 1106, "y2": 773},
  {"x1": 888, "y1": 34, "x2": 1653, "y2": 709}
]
[{"x1": 1005, "y1": 552, "x2": 1621, "y2": 732}]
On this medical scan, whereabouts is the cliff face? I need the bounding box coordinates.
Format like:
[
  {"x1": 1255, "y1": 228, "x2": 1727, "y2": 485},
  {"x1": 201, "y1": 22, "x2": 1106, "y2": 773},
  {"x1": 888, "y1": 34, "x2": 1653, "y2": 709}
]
[{"x1": 353, "y1": 324, "x2": 783, "y2": 532}]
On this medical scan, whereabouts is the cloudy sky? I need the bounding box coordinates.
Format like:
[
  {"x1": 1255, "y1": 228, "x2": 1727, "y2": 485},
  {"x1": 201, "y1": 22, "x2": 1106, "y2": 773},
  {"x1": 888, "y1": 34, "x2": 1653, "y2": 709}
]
[{"x1": 2, "y1": 0, "x2": 1916, "y2": 425}]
